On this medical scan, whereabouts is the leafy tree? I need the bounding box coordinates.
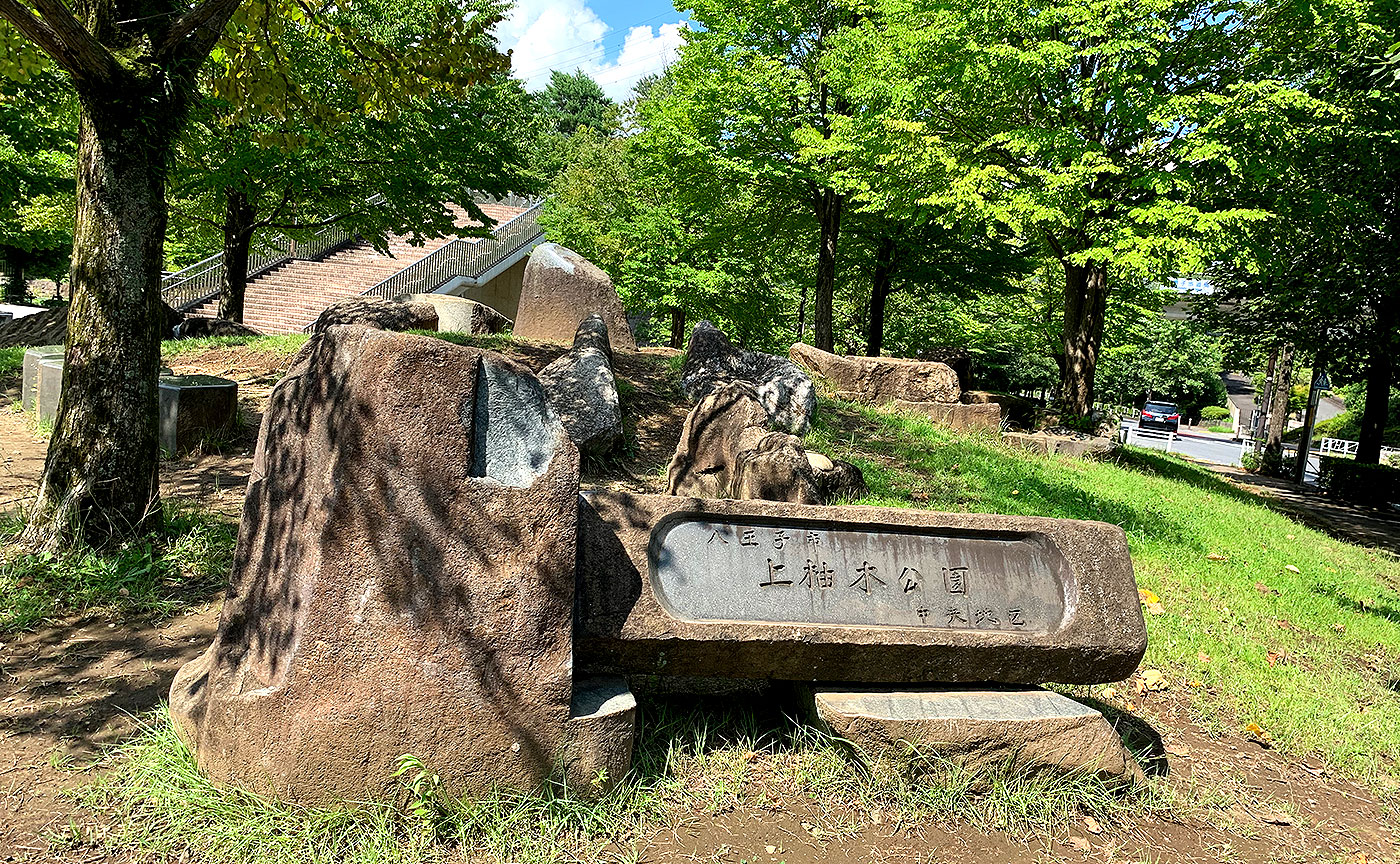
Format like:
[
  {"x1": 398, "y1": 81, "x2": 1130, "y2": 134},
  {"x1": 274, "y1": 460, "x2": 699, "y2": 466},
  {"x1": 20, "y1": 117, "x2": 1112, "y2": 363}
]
[
  {"x1": 1096, "y1": 312, "x2": 1226, "y2": 416},
  {"x1": 831, "y1": 0, "x2": 1263, "y2": 417},
  {"x1": 0, "y1": 0, "x2": 506, "y2": 548},
  {"x1": 170, "y1": 2, "x2": 532, "y2": 322},
  {"x1": 538, "y1": 70, "x2": 616, "y2": 137},
  {"x1": 0, "y1": 66, "x2": 74, "y2": 302}
]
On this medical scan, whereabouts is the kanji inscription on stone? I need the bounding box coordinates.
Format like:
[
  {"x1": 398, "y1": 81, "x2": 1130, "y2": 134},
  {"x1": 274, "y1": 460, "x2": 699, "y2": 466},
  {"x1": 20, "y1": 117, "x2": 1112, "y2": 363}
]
[{"x1": 650, "y1": 518, "x2": 1066, "y2": 633}]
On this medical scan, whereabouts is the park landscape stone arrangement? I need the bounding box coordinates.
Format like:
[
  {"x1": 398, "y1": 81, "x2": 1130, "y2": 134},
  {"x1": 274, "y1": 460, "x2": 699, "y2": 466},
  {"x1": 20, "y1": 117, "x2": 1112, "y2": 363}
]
[{"x1": 166, "y1": 243, "x2": 1152, "y2": 805}]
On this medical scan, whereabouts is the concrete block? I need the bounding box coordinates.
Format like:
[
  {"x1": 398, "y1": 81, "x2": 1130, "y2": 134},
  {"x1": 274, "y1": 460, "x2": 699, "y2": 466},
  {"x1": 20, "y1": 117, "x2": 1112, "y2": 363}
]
[{"x1": 158, "y1": 374, "x2": 238, "y2": 454}]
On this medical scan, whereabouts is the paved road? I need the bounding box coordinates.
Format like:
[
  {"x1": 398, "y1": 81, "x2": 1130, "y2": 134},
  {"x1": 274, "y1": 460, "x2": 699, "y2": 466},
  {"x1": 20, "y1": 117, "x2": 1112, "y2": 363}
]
[{"x1": 1119, "y1": 423, "x2": 1323, "y2": 481}]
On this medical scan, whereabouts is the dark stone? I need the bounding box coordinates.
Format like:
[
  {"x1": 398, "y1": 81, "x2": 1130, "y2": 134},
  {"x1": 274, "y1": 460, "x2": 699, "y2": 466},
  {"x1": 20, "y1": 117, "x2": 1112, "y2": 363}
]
[
  {"x1": 575, "y1": 490, "x2": 1146, "y2": 684},
  {"x1": 514, "y1": 244, "x2": 636, "y2": 350},
  {"x1": 158, "y1": 374, "x2": 239, "y2": 454},
  {"x1": 814, "y1": 687, "x2": 1144, "y2": 783},
  {"x1": 962, "y1": 391, "x2": 1038, "y2": 429},
  {"x1": 682, "y1": 322, "x2": 815, "y2": 434},
  {"x1": 310, "y1": 296, "x2": 439, "y2": 334},
  {"x1": 539, "y1": 315, "x2": 622, "y2": 457},
  {"x1": 790, "y1": 343, "x2": 960, "y2": 405},
  {"x1": 169, "y1": 326, "x2": 583, "y2": 804},
  {"x1": 174, "y1": 317, "x2": 263, "y2": 339},
  {"x1": 0, "y1": 306, "x2": 66, "y2": 350}
]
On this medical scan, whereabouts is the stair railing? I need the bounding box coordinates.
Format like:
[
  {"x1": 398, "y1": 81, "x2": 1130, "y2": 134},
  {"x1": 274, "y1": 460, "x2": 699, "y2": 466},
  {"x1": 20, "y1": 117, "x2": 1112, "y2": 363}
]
[
  {"x1": 160, "y1": 193, "x2": 384, "y2": 313},
  {"x1": 301, "y1": 201, "x2": 543, "y2": 331}
]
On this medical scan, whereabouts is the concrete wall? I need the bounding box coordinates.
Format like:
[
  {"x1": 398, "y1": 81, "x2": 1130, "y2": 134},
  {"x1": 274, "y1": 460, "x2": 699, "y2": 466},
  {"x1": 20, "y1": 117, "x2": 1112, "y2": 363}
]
[{"x1": 441, "y1": 257, "x2": 528, "y2": 321}]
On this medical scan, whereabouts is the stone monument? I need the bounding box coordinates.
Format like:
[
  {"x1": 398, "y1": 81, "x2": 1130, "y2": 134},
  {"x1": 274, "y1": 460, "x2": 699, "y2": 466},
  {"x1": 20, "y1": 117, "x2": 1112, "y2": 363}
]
[{"x1": 514, "y1": 244, "x2": 636, "y2": 350}]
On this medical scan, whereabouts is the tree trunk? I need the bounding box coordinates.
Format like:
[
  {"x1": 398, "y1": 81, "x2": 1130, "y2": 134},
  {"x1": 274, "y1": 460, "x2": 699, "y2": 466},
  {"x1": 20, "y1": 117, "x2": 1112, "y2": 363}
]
[
  {"x1": 865, "y1": 235, "x2": 896, "y2": 357},
  {"x1": 21, "y1": 88, "x2": 177, "y2": 549},
  {"x1": 3, "y1": 257, "x2": 23, "y2": 304},
  {"x1": 813, "y1": 187, "x2": 843, "y2": 353},
  {"x1": 1263, "y1": 343, "x2": 1295, "y2": 471},
  {"x1": 1058, "y1": 259, "x2": 1109, "y2": 418},
  {"x1": 1357, "y1": 347, "x2": 1392, "y2": 464},
  {"x1": 669, "y1": 306, "x2": 686, "y2": 349},
  {"x1": 217, "y1": 187, "x2": 256, "y2": 322}
]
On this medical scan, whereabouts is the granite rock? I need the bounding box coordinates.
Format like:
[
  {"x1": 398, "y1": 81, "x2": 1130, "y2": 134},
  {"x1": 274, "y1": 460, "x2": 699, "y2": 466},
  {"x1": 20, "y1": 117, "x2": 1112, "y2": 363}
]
[
  {"x1": 1001, "y1": 431, "x2": 1116, "y2": 460},
  {"x1": 539, "y1": 315, "x2": 623, "y2": 457},
  {"x1": 814, "y1": 687, "x2": 1144, "y2": 784},
  {"x1": 310, "y1": 296, "x2": 439, "y2": 334},
  {"x1": 681, "y1": 322, "x2": 815, "y2": 434},
  {"x1": 575, "y1": 490, "x2": 1147, "y2": 684},
  {"x1": 169, "y1": 326, "x2": 581, "y2": 804},
  {"x1": 514, "y1": 244, "x2": 636, "y2": 350},
  {"x1": 561, "y1": 676, "x2": 637, "y2": 794},
  {"x1": 790, "y1": 343, "x2": 960, "y2": 405},
  {"x1": 174, "y1": 316, "x2": 262, "y2": 339},
  {"x1": 891, "y1": 400, "x2": 1002, "y2": 432},
  {"x1": 396, "y1": 293, "x2": 511, "y2": 334}
]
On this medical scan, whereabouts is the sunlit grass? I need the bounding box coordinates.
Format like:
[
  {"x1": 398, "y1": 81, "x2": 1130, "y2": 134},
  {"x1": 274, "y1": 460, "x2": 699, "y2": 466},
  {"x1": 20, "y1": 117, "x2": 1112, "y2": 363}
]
[{"x1": 807, "y1": 398, "x2": 1400, "y2": 783}]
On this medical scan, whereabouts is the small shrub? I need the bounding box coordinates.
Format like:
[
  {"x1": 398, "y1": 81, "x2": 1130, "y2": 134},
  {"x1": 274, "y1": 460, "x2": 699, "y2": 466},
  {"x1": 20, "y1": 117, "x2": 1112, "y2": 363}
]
[
  {"x1": 1200, "y1": 405, "x2": 1231, "y2": 422},
  {"x1": 1317, "y1": 456, "x2": 1400, "y2": 509},
  {"x1": 1240, "y1": 451, "x2": 1262, "y2": 473}
]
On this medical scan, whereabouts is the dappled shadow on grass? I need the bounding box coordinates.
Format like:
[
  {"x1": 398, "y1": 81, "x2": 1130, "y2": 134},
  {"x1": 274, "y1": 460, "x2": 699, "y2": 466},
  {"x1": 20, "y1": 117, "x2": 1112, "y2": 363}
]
[
  {"x1": 1311, "y1": 582, "x2": 1400, "y2": 626},
  {"x1": 1108, "y1": 448, "x2": 1269, "y2": 509}
]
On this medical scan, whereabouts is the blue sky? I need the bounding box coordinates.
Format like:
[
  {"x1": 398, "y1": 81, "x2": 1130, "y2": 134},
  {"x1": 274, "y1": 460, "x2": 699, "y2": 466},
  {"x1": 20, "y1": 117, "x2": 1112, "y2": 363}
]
[{"x1": 497, "y1": 0, "x2": 690, "y2": 101}]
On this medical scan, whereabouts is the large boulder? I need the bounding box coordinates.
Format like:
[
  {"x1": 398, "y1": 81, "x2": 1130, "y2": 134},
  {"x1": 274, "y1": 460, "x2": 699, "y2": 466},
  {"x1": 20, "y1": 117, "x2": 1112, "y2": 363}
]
[
  {"x1": 395, "y1": 293, "x2": 511, "y2": 335},
  {"x1": 310, "y1": 296, "x2": 438, "y2": 334},
  {"x1": 169, "y1": 326, "x2": 582, "y2": 804},
  {"x1": 790, "y1": 342, "x2": 960, "y2": 405},
  {"x1": 539, "y1": 315, "x2": 623, "y2": 458},
  {"x1": 666, "y1": 381, "x2": 862, "y2": 504},
  {"x1": 514, "y1": 244, "x2": 636, "y2": 350},
  {"x1": 174, "y1": 316, "x2": 262, "y2": 339},
  {"x1": 681, "y1": 321, "x2": 816, "y2": 435}
]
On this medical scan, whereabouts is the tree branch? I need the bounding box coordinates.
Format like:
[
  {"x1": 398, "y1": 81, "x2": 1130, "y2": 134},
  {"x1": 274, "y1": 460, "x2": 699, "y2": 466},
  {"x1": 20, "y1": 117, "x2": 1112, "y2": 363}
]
[
  {"x1": 0, "y1": 0, "x2": 115, "y2": 80},
  {"x1": 161, "y1": 0, "x2": 244, "y2": 63}
]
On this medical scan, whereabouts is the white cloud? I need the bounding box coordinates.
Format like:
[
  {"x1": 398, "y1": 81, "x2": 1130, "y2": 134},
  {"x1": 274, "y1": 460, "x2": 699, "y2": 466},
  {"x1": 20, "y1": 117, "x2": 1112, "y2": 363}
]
[{"x1": 499, "y1": 1, "x2": 685, "y2": 102}]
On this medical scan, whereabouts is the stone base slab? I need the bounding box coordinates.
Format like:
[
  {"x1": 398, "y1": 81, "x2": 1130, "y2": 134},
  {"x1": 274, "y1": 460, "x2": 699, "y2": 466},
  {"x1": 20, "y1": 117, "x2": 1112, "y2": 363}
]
[
  {"x1": 562, "y1": 676, "x2": 637, "y2": 794},
  {"x1": 158, "y1": 374, "x2": 238, "y2": 455},
  {"x1": 1001, "y1": 431, "x2": 1115, "y2": 460},
  {"x1": 21, "y1": 346, "x2": 62, "y2": 414},
  {"x1": 814, "y1": 686, "x2": 1143, "y2": 784},
  {"x1": 890, "y1": 400, "x2": 1001, "y2": 432}
]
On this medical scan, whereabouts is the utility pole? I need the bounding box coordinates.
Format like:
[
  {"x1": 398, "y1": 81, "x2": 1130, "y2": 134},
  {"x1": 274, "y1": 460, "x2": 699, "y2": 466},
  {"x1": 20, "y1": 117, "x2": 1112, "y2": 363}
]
[{"x1": 1294, "y1": 366, "x2": 1329, "y2": 484}]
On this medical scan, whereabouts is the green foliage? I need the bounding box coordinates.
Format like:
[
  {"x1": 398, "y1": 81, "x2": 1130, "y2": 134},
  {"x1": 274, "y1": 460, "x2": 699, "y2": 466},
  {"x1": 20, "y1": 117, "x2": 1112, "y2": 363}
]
[
  {"x1": 536, "y1": 70, "x2": 616, "y2": 137},
  {"x1": 0, "y1": 344, "x2": 23, "y2": 380},
  {"x1": 806, "y1": 401, "x2": 1400, "y2": 779},
  {"x1": 1200, "y1": 406, "x2": 1231, "y2": 422},
  {"x1": 1317, "y1": 456, "x2": 1400, "y2": 508},
  {"x1": 0, "y1": 506, "x2": 236, "y2": 633},
  {"x1": 0, "y1": 66, "x2": 76, "y2": 297},
  {"x1": 1096, "y1": 314, "x2": 1227, "y2": 414}
]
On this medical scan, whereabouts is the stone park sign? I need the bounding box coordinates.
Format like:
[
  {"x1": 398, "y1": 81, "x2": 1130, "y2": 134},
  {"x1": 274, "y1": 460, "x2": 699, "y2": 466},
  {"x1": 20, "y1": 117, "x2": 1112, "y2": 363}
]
[{"x1": 171, "y1": 325, "x2": 1148, "y2": 805}]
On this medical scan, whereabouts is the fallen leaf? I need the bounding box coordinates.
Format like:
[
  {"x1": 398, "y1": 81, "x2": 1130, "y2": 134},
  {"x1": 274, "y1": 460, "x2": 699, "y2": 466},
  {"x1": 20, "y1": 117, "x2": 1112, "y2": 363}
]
[
  {"x1": 1332, "y1": 623, "x2": 1345, "y2": 634},
  {"x1": 1011, "y1": 489, "x2": 1020, "y2": 495},
  {"x1": 1138, "y1": 588, "x2": 1165, "y2": 615},
  {"x1": 1254, "y1": 582, "x2": 1280, "y2": 596},
  {"x1": 1083, "y1": 816, "x2": 1103, "y2": 835},
  {"x1": 1244, "y1": 722, "x2": 1272, "y2": 744},
  {"x1": 1125, "y1": 700, "x2": 1137, "y2": 712},
  {"x1": 1165, "y1": 743, "x2": 1190, "y2": 757},
  {"x1": 1066, "y1": 836, "x2": 1092, "y2": 852},
  {"x1": 1197, "y1": 651, "x2": 1211, "y2": 663},
  {"x1": 1255, "y1": 810, "x2": 1293, "y2": 826},
  {"x1": 1284, "y1": 564, "x2": 1301, "y2": 574},
  {"x1": 1266, "y1": 651, "x2": 1280, "y2": 667},
  {"x1": 1207, "y1": 553, "x2": 1228, "y2": 561},
  {"x1": 766, "y1": 846, "x2": 777, "y2": 855},
  {"x1": 1137, "y1": 669, "x2": 1167, "y2": 692},
  {"x1": 1100, "y1": 686, "x2": 1119, "y2": 700}
]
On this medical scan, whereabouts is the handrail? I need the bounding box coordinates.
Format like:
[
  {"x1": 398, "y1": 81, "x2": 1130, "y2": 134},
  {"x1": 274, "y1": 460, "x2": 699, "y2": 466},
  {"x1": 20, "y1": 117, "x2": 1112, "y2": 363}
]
[
  {"x1": 304, "y1": 201, "x2": 543, "y2": 330},
  {"x1": 159, "y1": 193, "x2": 385, "y2": 313}
]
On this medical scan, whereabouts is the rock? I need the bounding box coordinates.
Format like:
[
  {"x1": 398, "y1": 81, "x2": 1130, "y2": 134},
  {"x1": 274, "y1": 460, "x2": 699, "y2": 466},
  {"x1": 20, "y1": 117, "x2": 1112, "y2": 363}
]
[
  {"x1": 169, "y1": 326, "x2": 583, "y2": 804},
  {"x1": 666, "y1": 382, "x2": 857, "y2": 505},
  {"x1": 891, "y1": 400, "x2": 1002, "y2": 433},
  {"x1": 539, "y1": 315, "x2": 622, "y2": 457},
  {"x1": 309, "y1": 296, "x2": 439, "y2": 334},
  {"x1": 813, "y1": 687, "x2": 1144, "y2": 784},
  {"x1": 174, "y1": 317, "x2": 263, "y2": 339},
  {"x1": 682, "y1": 322, "x2": 815, "y2": 434},
  {"x1": 920, "y1": 346, "x2": 972, "y2": 391},
  {"x1": 561, "y1": 676, "x2": 637, "y2": 794},
  {"x1": 395, "y1": 293, "x2": 511, "y2": 335},
  {"x1": 0, "y1": 306, "x2": 66, "y2": 350},
  {"x1": 1001, "y1": 431, "x2": 1116, "y2": 460},
  {"x1": 514, "y1": 244, "x2": 636, "y2": 350},
  {"x1": 158, "y1": 374, "x2": 238, "y2": 454},
  {"x1": 962, "y1": 391, "x2": 1037, "y2": 429},
  {"x1": 575, "y1": 491, "x2": 1147, "y2": 684},
  {"x1": 790, "y1": 343, "x2": 960, "y2": 405}
]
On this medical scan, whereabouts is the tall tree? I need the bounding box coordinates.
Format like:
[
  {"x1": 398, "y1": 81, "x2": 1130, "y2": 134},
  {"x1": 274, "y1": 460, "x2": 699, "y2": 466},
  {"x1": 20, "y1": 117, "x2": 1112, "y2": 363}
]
[
  {"x1": 0, "y1": 0, "x2": 505, "y2": 547},
  {"x1": 0, "y1": 66, "x2": 75, "y2": 303},
  {"x1": 832, "y1": 0, "x2": 1261, "y2": 417}
]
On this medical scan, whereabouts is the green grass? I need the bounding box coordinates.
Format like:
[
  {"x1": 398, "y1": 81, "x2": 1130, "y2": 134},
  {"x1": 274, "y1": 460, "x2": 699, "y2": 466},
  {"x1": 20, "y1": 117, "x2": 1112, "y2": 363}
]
[
  {"x1": 0, "y1": 505, "x2": 236, "y2": 632},
  {"x1": 0, "y1": 345, "x2": 24, "y2": 383},
  {"x1": 161, "y1": 333, "x2": 308, "y2": 361},
  {"x1": 806, "y1": 399, "x2": 1400, "y2": 784},
  {"x1": 82, "y1": 696, "x2": 1162, "y2": 864},
  {"x1": 1207, "y1": 425, "x2": 1234, "y2": 434}
]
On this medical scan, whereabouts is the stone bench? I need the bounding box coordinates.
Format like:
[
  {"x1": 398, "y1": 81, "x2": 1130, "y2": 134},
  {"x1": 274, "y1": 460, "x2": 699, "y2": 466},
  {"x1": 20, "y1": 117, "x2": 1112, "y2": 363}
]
[{"x1": 21, "y1": 345, "x2": 63, "y2": 416}]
